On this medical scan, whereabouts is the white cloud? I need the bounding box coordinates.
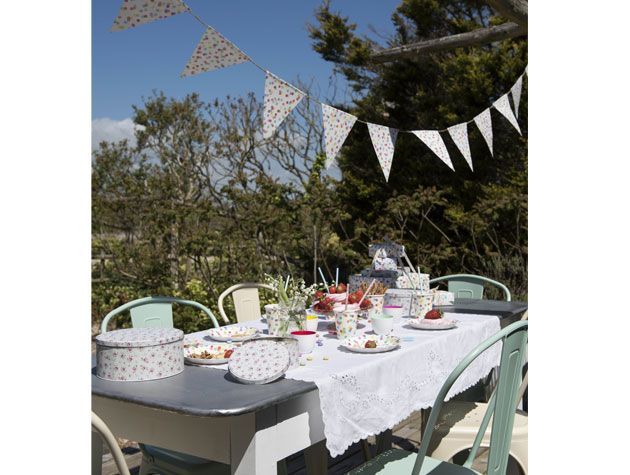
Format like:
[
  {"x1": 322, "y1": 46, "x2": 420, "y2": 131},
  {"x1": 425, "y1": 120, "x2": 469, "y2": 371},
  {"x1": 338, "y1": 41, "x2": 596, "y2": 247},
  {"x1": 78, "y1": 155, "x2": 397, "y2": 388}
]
[{"x1": 91, "y1": 117, "x2": 145, "y2": 149}]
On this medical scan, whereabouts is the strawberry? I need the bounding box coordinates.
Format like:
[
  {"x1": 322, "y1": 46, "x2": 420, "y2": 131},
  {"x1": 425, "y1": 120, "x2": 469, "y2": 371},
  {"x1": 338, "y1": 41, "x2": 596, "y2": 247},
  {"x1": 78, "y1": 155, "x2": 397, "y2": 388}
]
[
  {"x1": 328, "y1": 285, "x2": 337, "y2": 294},
  {"x1": 314, "y1": 290, "x2": 325, "y2": 300},
  {"x1": 348, "y1": 292, "x2": 359, "y2": 304},
  {"x1": 338, "y1": 283, "x2": 347, "y2": 293},
  {"x1": 223, "y1": 349, "x2": 234, "y2": 359},
  {"x1": 425, "y1": 309, "x2": 443, "y2": 320},
  {"x1": 360, "y1": 298, "x2": 372, "y2": 310}
]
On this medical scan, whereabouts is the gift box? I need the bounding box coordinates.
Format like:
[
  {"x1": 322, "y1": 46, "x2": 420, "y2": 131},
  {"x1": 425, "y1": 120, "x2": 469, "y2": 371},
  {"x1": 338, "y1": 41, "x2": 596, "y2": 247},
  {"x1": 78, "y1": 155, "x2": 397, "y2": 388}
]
[
  {"x1": 384, "y1": 289, "x2": 434, "y2": 317},
  {"x1": 396, "y1": 272, "x2": 430, "y2": 292}
]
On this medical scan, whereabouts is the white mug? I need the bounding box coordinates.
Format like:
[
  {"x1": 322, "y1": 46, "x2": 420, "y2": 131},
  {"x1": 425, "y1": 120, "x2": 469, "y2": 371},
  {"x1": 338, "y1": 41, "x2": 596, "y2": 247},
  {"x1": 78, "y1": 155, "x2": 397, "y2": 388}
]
[{"x1": 371, "y1": 314, "x2": 394, "y2": 335}]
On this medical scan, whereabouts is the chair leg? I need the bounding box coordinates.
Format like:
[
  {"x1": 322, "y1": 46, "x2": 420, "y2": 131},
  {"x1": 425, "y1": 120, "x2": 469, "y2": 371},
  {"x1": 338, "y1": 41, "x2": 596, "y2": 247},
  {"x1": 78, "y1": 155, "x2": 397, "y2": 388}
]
[
  {"x1": 361, "y1": 439, "x2": 372, "y2": 461},
  {"x1": 375, "y1": 429, "x2": 392, "y2": 455}
]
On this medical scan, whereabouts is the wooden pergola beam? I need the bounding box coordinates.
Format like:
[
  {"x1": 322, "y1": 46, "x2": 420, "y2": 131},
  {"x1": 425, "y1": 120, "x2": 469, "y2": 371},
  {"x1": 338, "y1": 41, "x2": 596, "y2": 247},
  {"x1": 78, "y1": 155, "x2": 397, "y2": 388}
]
[{"x1": 369, "y1": 22, "x2": 527, "y2": 64}]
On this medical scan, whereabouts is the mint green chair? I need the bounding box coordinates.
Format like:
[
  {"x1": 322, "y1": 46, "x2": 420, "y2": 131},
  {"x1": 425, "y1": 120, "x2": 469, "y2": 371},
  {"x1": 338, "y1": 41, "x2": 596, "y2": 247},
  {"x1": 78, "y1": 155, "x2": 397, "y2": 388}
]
[
  {"x1": 347, "y1": 320, "x2": 528, "y2": 475},
  {"x1": 100, "y1": 296, "x2": 220, "y2": 334},
  {"x1": 100, "y1": 296, "x2": 231, "y2": 475},
  {"x1": 430, "y1": 274, "x2": 511, "y2": 302}
]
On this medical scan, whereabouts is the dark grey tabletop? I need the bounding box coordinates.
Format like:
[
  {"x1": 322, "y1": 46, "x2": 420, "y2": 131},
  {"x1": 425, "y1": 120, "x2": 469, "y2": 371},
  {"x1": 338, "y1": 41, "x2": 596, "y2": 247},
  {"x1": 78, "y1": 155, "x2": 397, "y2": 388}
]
[{"x1": 92, "y1": 299, "x2": 526, "y2": 417}]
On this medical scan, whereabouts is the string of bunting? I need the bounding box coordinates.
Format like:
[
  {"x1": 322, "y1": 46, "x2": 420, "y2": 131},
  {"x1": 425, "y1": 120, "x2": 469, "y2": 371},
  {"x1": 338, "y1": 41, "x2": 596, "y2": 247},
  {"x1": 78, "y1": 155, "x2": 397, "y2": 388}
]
[{"x1": 111, "y1": 0, "x2": 527, "y2": 182}]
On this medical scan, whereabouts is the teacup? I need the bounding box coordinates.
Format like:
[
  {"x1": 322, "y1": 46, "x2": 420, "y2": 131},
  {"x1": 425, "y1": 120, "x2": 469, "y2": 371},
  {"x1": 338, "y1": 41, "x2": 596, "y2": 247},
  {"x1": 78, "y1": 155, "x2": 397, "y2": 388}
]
[
  {"x1": 264, "y1": 303, "x2": 279, "y2": 316},
  {"x1": 335, "y1": 310, "x2": 358, "y2": 339},
  {"x1": 371, "y1": 314, "x2": 394, "y2": 335},
  {"x1": 382, "y1": 305, "x2": 404, "y2": 318},
  {"x1": 290, "y1": 330, "x2": 317, "y2": 354}
]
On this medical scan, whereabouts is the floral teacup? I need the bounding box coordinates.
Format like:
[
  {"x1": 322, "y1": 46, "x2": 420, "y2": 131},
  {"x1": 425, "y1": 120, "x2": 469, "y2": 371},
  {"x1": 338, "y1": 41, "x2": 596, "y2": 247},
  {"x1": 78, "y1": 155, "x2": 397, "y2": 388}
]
[{"x1": 335, "y1": 310, "x2": 358, "y2": 340}]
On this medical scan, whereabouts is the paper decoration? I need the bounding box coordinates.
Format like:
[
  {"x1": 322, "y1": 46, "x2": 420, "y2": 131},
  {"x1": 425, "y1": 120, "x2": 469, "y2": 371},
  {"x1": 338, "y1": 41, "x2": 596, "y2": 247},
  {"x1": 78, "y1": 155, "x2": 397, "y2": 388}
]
[
  {"x1": 263, "y1": 72, "x2": 306, "y2": 139},
  {"x1": 447, "y1": 123, "x2": 473, "y2": 171},
  {"x1": 493, "y1": 94, "x2": 522, "y2": 135},
  {"x1": 111, "y1": 0, "x2": 188, "y2": 31},
  {"x1": 412, "y1": 130, "x2": 454, "y2": 171},
  {"x1": 367, "y1": 124, "x2": 398, "y2": 182},
  {"x1": 511, "y1": 76, "x2": 523, "y2": 118},
  {"x1": 473, "y1": 109, "x2": 493, "y2": 156},
  {"x1": 181, "y1": 28, "x2": 249, "y2": 77},
  {"x1": 321, "y1": 104, "x2": 357, "y2": 168}
]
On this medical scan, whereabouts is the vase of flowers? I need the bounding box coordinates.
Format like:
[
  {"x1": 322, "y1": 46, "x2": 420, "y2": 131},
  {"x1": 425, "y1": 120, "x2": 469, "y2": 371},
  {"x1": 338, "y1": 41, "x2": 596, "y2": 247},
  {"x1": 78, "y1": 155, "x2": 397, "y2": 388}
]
[{"x1": 265, "y1": 275, "x2": 316, "y2": 337}]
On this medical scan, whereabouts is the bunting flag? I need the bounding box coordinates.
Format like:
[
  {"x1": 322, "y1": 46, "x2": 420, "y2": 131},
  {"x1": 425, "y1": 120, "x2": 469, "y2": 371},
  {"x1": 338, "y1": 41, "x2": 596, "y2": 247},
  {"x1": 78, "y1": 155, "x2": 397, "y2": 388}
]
[
  {"x1": 412, "y1": 130, "x2": 454, "y2": 171},
  {"x1": 447, "y1": 123, "x2": 473, "y2": 171},
  {"x1": 321, "y1": 104, "x2": 357, "y2": 168},
  {"x1": 510, "y1": 76, "x2": 523, "y2": 119},
  {"x1": 111, "y1": 0, "x2": 188, "y2": 31},
  {"x1": 367, "y1": 123, "x2": 398, "y2": 182},
  {"x1": 181, "y1": 28, "x2": 250, "y2": 77},
  {"x1": 473, "y1": 108, "x2": 493, "y2": 156},
  {"x1": 263, "y1": 72, "x2": 306, "y2": 139},
  {"x1": 493, "y1": 94, "x2": 522, "y2": 135}
]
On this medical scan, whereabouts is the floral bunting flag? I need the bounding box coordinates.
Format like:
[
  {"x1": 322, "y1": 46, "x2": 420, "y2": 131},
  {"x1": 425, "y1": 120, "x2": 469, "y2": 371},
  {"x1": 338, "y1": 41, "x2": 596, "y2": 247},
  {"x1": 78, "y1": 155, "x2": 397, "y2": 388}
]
[
  {"x1": 367, "y1": 123, "x2": 398, "y2": 182},
  {"x1": 473, "y1": 108, "x2": 493, "y2": 156},
  {"x1": 263, "y1": 72, "x2": 306, "y2": 139},
  {"x1": 447, "y1": 123, "x2": 473, "y2": 171},
  {"x1": 511, "y1": 76, "x2": 523, "y2": 118},
  {"x1": 321, "y1": 104, "x2": 357, "y2": 168},
  {"x1": 181, "y1": 28, "x2": 250, "y2": 77},
  {"x1": 111, "y1": 0, "x2": 188, "y2": 31},
  {"x1": 493, "y1": 93, "x2": 522, "y2": 135},
  {"x1": 412, "y1": 130, "x2": 454, "y2": 171}
]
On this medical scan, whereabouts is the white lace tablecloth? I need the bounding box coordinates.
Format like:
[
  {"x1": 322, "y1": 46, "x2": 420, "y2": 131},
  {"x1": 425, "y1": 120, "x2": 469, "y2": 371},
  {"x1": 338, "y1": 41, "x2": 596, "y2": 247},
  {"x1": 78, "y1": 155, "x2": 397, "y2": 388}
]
[{"x1": 184, "y1": 312, "x2": 501, "y2": 457}]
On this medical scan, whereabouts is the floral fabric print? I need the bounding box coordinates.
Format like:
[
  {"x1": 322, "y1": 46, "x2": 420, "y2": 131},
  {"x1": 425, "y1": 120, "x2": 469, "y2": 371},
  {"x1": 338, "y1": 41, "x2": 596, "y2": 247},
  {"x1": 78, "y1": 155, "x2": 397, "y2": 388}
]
[
  {"x1": 181, "y1": 27, "x2": 250, "y2": 77},
  {"x1": 511, "y1": 76, "x2": 523, "y2": 119},
  {"x1": 493, "y1": 93, "x2": 522, "y2": 136},
  {"x1": 228, "y1": 339, "x2": 290, "y2": 383},
  {"x1": 111, "y1": 0, "x2": 188, "y2": 31},
  {"x1": 473, "y1": 108, "x2": 493, "y2": 157},
  {"x1": 412, "y1": 130, "x2": 454, "y2": 171},
  {"x1": 447, "y1": 123, "x2": 473, "y2": 171},
  {"x1": 367, "y1": 123, "x2": 398, "y2": 182},
  {"x1": 321, "y1": 104, "x2": 357, "y2": 168},
  {"x1": 263, "y1": 72, "x2": 305, "y2": 139}
]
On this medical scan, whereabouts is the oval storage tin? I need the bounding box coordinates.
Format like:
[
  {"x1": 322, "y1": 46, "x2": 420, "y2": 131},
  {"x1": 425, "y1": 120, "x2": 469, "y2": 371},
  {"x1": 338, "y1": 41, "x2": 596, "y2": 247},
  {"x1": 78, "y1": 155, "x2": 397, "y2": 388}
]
[
  {"x1": 248, "y1": 336, "x2": 300, "y2": 369},
  {"x1": 228, "y1": 339, "x2": 290, "y2": 384},
  {"x1": 95, "y1": 327, "x2": 184, "y2": 382}
]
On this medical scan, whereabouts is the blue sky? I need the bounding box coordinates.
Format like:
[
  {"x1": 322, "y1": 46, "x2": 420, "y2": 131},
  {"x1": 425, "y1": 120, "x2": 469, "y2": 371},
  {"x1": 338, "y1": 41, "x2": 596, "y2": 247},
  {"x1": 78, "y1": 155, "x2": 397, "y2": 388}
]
[{"x1": 92, "y1": 0, "x2": 401, "y2": 143}]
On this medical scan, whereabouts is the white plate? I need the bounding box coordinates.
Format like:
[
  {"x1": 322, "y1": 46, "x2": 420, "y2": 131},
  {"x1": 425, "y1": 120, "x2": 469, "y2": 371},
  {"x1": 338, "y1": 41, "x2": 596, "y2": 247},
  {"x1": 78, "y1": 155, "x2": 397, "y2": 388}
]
[
  {"x1": 207, "y1": 325, "x2": 259, "y2": 342},
  {"x1": 184, "y1": 344, "x2": 235, "y2": 365},
  {"x1": 342, "y1": 335, "x2": 400, "y2": 353},
  {"x1": 408, "y1": 318, "x2": 458, "y2": 330}
]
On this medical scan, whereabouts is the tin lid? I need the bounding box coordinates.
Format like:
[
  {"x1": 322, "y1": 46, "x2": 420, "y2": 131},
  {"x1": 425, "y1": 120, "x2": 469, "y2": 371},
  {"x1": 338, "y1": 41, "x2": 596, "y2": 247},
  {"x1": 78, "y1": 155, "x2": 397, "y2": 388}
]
[
  {"x1": 96, "y1": 327, "x2": 184, "y2": 348},
  {"x1": 228, "y1": 339, "x2": 290, "y2": 385}
]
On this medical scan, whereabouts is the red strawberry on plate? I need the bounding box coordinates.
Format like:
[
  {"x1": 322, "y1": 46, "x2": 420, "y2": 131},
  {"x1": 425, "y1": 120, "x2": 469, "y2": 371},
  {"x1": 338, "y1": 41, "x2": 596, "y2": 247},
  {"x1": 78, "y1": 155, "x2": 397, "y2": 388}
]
[{"x1": 425, "y1": 309, "x2": 443, "y2": 320}]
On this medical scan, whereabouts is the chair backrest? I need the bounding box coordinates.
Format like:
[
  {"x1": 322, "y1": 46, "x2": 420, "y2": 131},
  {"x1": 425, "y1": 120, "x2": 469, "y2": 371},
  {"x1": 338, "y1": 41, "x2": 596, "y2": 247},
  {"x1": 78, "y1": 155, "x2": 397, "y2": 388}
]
[
  {"x1": 92, "y1": 412, "x2": 131, "y2": 475},
  {"x1": 429, "y1": 274, "x2": 512, "y2": 301},
  {"x1": 100, "y1": 296, "x2": 220, "y2": 334},
  {"x1": 412, "y1": 320, "x2": 528, "y2": 475},
  {"x1": 217, "y1": 283, "x2": 275, "y2": 324}
]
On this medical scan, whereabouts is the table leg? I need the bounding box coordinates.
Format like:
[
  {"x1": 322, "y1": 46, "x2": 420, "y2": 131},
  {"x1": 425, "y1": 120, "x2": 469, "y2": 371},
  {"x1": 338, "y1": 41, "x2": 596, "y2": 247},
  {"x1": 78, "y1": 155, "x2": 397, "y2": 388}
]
[
  {"x1": 92, "y1": 430, "x2": 103, "y2": 475},
  {"x1": 230, "y1": 410, "x2": 280, "y2": 475},
  {"x1": 304, "y1": 439, "x2": 328, "y2": 475}
]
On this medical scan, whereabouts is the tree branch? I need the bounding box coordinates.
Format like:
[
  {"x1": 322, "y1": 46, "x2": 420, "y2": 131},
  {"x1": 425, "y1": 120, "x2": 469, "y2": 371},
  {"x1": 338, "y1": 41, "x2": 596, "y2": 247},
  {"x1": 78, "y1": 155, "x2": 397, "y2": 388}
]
[
  {"x1": 486, "y1": 0, "x2": 528, "y2": 26},
  {"x1": 369, "y1": 22, "x2": 526, "y2": 63}
]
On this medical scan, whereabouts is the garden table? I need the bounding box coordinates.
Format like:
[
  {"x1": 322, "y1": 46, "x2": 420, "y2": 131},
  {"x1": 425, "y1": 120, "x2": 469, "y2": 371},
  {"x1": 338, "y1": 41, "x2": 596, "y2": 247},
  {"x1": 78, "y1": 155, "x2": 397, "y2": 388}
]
[{"x1": 92, "y1": 299, "x2": 526, "y2": 474}]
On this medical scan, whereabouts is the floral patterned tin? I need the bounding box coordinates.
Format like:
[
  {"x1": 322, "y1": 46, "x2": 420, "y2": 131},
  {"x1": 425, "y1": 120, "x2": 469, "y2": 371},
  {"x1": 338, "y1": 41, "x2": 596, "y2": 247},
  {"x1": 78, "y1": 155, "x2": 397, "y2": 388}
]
[
  {"x1": 432, "y1": 289, "x2": 455, "y2": 306},
  {"x1": 95, "y1": 328, "x2": 184, "y2": 382},
  {"x1": 248, "y1": 336, "x2": 300, "y2": 369},
  {"x1": 228, "y1": 339, "x2": 290, "y2": 384},
  {"x1": 384, "y1": 289, "x2": 434, "y2": 317}
]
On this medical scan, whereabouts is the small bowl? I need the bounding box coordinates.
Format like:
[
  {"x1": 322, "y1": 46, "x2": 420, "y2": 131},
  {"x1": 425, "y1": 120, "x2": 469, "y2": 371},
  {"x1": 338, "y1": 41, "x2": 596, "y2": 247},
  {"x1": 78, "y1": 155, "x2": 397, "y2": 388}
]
[
  {"x1": 371, "y1": 314, "x2": 394, "y2": 335},
  {"x1": 382, "y1": 305, "x2": 404, "y2": 318},
  {"x1": 290, "y1": 330, "x2": 317, "y2": 354}
]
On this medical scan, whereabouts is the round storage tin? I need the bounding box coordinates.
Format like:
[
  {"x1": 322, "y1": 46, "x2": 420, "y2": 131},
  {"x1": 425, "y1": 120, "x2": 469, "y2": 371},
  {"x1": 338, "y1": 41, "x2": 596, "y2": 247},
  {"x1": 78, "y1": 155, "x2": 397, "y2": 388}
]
[
  {"x1": 247, "y1": 336, "x2": 300, "y2": 369},
  {"x1": 95, "y1": 327, "x2": 184, "y2": 382},
  {"x1": 228, "y1": 339, "x2": 290, "y2": 384}
]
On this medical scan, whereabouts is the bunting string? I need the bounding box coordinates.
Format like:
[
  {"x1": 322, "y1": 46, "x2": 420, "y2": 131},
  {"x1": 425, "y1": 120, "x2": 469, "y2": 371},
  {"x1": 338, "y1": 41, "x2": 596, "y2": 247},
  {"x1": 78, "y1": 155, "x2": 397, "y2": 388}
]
[{"x1": 111, "y1": 0, "x2": 527, "y2": 178}]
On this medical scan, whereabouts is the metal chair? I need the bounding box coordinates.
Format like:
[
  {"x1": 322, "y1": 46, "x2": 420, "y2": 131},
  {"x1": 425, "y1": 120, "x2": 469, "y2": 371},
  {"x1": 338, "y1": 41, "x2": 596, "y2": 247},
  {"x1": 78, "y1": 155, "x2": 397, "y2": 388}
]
[
  {"x1": 100, "y1": 296, "x2": 231, "y2": 475},
  {"x1": 429, "y1": 274, "x2": 511, "y2": 301},
  {"x1": 347, "y1": 320, "x2": 528, "y2": 475},
  {"x1": 100, "y1": 296, "x2": 220, "y2": 334},
  {"x1": 217, "y1": 283, "x2": 275, "y2": 324},
  {"x1": 92, "y1": 411, "x2": 131, "y2": 475}
]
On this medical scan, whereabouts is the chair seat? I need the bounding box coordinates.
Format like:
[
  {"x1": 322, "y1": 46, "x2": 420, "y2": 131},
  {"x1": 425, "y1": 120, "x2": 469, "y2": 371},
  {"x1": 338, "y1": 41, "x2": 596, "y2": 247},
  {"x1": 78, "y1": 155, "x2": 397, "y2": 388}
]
[
  {"x1": 434, "y1": 401, "x2": 527, "y2": 440},
  {"x1": 140, "y1": 444, "x2": 230, "y2": 475},
  {"x1": 347, "y1": 449, "x2": 481, "y2": 475}
]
